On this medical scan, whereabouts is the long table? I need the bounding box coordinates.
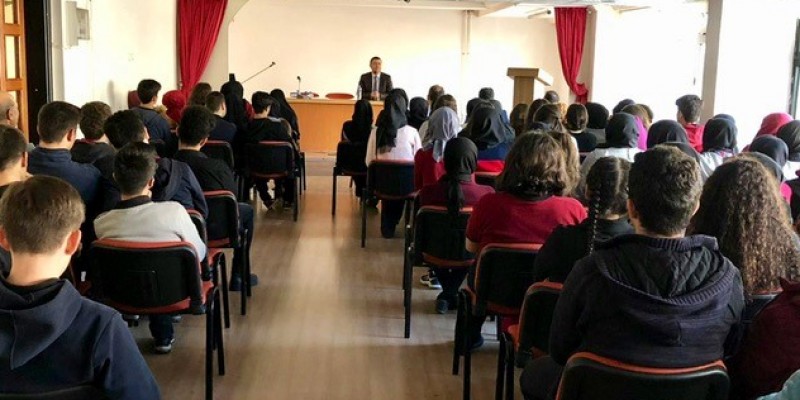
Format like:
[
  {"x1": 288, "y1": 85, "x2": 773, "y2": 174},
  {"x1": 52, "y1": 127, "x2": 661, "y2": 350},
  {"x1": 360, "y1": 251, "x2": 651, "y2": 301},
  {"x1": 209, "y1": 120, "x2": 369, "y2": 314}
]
[{"x1": 288, "y1": 99, "x2": 383, "y2": 153}]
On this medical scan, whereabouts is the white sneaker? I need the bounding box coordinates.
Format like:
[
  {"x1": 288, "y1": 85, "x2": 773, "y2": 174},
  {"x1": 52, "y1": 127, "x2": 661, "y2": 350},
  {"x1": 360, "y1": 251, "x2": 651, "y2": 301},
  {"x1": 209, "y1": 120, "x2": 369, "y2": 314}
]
[{"x1": 420, "y1": 274, "x2": 442, "y2": 290}]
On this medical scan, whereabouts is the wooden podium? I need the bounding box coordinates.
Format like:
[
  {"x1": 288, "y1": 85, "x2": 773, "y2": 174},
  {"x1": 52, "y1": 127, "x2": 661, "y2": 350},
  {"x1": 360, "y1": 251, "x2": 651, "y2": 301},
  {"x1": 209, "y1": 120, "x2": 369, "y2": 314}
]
[{"x1": 507, "y1": 68, "x2": 554, "y2": 106}]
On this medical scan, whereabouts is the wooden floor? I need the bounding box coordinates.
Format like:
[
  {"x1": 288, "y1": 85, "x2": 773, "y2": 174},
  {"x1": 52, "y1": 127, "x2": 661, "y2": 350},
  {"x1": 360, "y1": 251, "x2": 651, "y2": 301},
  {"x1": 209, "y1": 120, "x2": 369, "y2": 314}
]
[{"x1": 135, "y1": 154, "x2": 520, "y2": 399}]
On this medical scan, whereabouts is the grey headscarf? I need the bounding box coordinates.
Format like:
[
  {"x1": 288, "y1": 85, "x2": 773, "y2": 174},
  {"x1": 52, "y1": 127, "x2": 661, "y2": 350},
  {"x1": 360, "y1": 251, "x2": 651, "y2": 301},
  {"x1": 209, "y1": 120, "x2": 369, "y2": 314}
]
[{"x1": 423, "y1": 107, "x2": 460, "y2": 162}]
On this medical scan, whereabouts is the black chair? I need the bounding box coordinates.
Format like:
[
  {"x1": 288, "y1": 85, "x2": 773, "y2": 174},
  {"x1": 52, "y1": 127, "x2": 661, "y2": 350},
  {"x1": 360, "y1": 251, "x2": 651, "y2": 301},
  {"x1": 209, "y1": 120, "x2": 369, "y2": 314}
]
[
  {"x1": 403, "y1": 206, "x2": 473, "y2": 338},
  {"x1": 245, "y1": 141, "x2": 300, "y2": 221},
  {"x1": 453, "y1": 243, "x2": 541, "y2": 400},
  {"x1": 204, "y1": 190, "x2": 251, "y2": 319},
  {"x1": 88, "y1": 239, "x2": 224, "y2": 400},
  {"x1": 556, "y1": 352, "x2": 729, "y2": 400},
  {"x1": 497, "y1": 281, "x2": 563, "y2": 400},
  {"x1": 202, "y1": 140, "x2": 235, "y2": 170},
  {"x1": 361, "y1": 160, "x2": 416, "y2": 248},
  {"x1": 332, "y1": 141, "x2": 367, "y2": 216},
  {"x1": 0, "y1": 385, "x2": 109, "y2": 399}
]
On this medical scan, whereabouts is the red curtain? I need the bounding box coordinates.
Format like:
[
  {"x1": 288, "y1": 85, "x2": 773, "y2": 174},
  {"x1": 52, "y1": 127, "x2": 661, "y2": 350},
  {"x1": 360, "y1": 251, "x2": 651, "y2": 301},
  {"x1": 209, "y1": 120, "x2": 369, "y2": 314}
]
[
  {"x1": 554, "y1": 7, "x2": 589, "y2": 103},
  {"x1": 178, "y1": 0, "x2": 228, "y2": 95}
]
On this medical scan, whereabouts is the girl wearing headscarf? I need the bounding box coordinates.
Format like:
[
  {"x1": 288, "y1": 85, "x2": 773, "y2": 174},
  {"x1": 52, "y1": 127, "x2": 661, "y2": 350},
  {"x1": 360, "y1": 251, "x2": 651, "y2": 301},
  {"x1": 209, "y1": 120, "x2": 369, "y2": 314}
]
[
  {"x1": 646, "y1": 120, "x2": 689, "y2": 149},
  {"x1": 747, "y1": 140, "x2": 793, "y2": 203},
  {"x1": 408, "y1": 97, "x2": 429, "y2": 131},
  {"x1": 418, "y1": 137, "x2": 495, "y2": 313},
  {"x1": 221, "y1": 76, "x2": 249, "y2": 133},
  {"x1": 339, "y1": 100, "x2": 374, "y2": 197},
  {"x1": 414, "y1": 107, "x2": 460, "y2": 190},
  {"x1": 162, "y1": 90, "x2": 186, "y2": 130},
  {"x1": 699, "y1": 117, "x2": 738, "y2": 178},
  {"x1": 579, "y1": 113, "x2": 642, "y2": 190},
  {"x1": 777, "y1": 121, "x2": 800, "y2": 178},
  {"x1": 365, "y1": 92, "x2": 422, "y2": 238},
  {"x1": 270, "y1": 89, "x2": 300, "y2": 140},
  {"x1": 757, "y1": 113, "x2": 793, "y2": 137},
  {"x1": 584, "y1": 102, "x2": 609, "y2": 145},
  {"x1": 464, "y1": 106, "x2": 515, "y2": 173},
  {"x1": 342, "y1": 100, "x2": 374, "y2": 143}
]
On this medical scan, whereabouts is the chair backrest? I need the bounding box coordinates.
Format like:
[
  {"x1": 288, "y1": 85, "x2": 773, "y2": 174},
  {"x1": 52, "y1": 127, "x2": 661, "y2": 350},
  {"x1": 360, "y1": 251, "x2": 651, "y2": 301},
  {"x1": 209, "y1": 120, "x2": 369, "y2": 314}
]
[
  {"x1": 0, "y1": 385, "x2": 109, "y2": 400},
  {"x1": 246, "y1": 141, "x2": 295, "y2": 178},
  {"x1": 186, "y1": 209, "x2": 211, "y2": 279},
  {"x1": 335, "y1": 141, "x2": 368, "y2": 174},
  {"x1": 474, "y1": 172, "x2": 499, "y2": 188},
  {"x1": 127, "y1": 90, "x2": 140, "y2": 109},
  {"x1": 202, "y1": 140, "x2": 235, "y2": 170},
  {"x1": 204, "y1": 190, "x2": 240, "y2": 248},
  {"x1": 89, "y1": 239, "x2": 204, "y2": 313},
  {"x1": 367, "y1": 160, "x2": 416, "y2": 200},
  {"x1": 517, "y1": 281, "x2": 563, "y2": 360},
  {"x1": 556, "y1": 352, "x2": 729, "y2": 400},
  {"x1": 413, "y1": 206, "x2": 474, "y2": 267},
  {"x1": 473, "y1": 243, "x2": 541, "y2": 315}
]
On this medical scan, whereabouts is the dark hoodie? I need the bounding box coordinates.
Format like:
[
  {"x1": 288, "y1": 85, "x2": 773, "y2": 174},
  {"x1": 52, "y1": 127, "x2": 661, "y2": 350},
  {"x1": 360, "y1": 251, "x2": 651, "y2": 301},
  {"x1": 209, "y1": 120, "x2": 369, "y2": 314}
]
[
  {"x1": 550, "y1": 234, "x2": 744, "y2": 368},
  {"x1": 71, "y1": 141, "x2": 116, "y2": 165},
  {"x1": 0, "y1": 279, "x2": 160, "y2": 399}
]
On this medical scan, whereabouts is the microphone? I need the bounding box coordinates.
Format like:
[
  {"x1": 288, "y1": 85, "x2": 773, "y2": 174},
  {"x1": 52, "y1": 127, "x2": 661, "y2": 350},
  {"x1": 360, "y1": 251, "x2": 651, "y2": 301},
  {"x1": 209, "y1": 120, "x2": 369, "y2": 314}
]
[
  {"x1": 242, "y1": 61, "x2": 277, "y2": 84},
  {"x1": 297, "y1": 76, "x2": 301, "y2": 82},
  {"x1": 297, "y1": 76, "x2": 302, "y2": 95}
]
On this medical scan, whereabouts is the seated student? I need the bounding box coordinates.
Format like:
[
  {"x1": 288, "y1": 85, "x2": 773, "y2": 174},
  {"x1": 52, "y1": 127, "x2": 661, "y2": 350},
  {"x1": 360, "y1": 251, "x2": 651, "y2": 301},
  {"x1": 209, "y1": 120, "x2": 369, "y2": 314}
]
[
  {"x1": 547, "y1": 130, "x2": 580, "y2": 197},
  {"x1": 408, "y1": 97, "x2": 428, "y2": 131},
  {"x1": 95, "y1": 143, "x2": 205, "y2": 354},
  {"x1": 174, "y1": 105, "x2": 257, "y2": 291},
  {"x1": 646, "y1": 120, "x2": 689, "y2": 149},
  {"x1": 414, "y1": 107, "x2": 459, "y2": 190},
  {"x1": 621, "y1": 104, "x2": 651, "y2": 150},
  {"x1": 565, "y1": 104, "x2": 596, "y2": 152},
  {"x1": 418, "y1": 94, "x2": 458, "y2": 140},
  {"x1": 777, "y1": 121, "x2": 800, "y2": 178},
  {"x1": 0, "y1": 176, "x2": 160, "y2": 399},
  {"x1": 365, "y1": 92, "x2": 422, "y2": 238},
  {"x1": 0, "y1": 125, "x2": 28, "y2": 276},
  {"x1": 72, "y1": 101, "x2": 115, "y2": 164},
  {"x1": 270, "y1": 89, "x2": 300, "y2": 140},
  {"x1": 757, "y1": 112, "x2": 793, "y2": 137},
  {"x1": 524, "y1": 99, "x2": 550, "y2": 132},
  {"x1": 132, "y1": 79, "x2": 176, "y2": 155},
  {"x1": 205, "y1": 91, "x2": 237, "y2": 144},
  {"x1": 418, "y1": 138, "x2": 494, "y2": 310},
  {"x1": 241, "y1": 91, "x2": 298, "y2": 209},
  {"x1": 188, "y1": 82, "x2": 212, "y2": 107},
  {"x1": 612, "y1": 98, "x2": 635, "y2": 115},
  {"x1": 509, "y1": 103, "x2": 529, "y2": 137},
  {"x1": 162, "y1": 90, "x2": 186, "y2": 130},
  {"x1": 746, "y1": 152, "x2": 794, "y2": 204},
  {"x1": 579, "y1": 113, "x2": 642, "y2": 186},
  {"x1": 462, "y1": 106, "x2": 514, "y2": 173},
  {"x1": 339, "y1": 99, "x2": 374, "y2": 198},
  {"x1": 531, "y1": 104, "x2": 565, "y2": 133},
  {"x1": 584, "y1": 102, "x2": 609, "y2": 145},
  {"x1": 675, "y1": 94, "x2": 705, "y2": 152},
  {"x1": 700, "y1": 117, "x2": 738, "y2": 179},
  {"x1": 531, "y1": 157, "x2": 632, "y2": 284},
  {"x1": 750, "y1": 135, "x2": 790, "y2": 184},
  {"x1": 96, "y1": 110, "x2": 207, "y2": 216},
  {"x1": 520, "y1": 146, "x2": 744, "y2": 400}
]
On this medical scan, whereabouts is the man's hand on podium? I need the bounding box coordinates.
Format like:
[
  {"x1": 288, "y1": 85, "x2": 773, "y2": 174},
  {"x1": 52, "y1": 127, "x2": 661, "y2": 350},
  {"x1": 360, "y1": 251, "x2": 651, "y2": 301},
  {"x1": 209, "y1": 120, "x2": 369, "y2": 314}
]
[{"x1": 371, "y1": 91, "x2": 380, "y2": 101}]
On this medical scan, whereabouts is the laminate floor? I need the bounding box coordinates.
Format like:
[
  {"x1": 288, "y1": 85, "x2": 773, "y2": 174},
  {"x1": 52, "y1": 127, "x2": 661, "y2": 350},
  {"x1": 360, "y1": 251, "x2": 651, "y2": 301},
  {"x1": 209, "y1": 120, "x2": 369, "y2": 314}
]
[{"x1": 136, "y1": 154, "x2": 521, "y2": 399}]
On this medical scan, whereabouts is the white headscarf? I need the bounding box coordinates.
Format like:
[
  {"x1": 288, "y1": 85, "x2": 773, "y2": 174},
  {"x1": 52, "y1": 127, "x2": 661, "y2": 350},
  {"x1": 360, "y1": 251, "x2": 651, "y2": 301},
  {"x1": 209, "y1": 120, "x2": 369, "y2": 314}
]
[{"x1": 423, "y1": 107, "x2": 460, "y2": 162}]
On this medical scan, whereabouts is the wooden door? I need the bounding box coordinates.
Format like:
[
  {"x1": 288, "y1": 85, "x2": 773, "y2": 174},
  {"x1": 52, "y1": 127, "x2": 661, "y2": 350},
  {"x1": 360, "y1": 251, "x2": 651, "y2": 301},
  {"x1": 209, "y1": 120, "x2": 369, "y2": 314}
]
[{"x1": 0, "y1": 0, "x2": 27, "y2": 137}]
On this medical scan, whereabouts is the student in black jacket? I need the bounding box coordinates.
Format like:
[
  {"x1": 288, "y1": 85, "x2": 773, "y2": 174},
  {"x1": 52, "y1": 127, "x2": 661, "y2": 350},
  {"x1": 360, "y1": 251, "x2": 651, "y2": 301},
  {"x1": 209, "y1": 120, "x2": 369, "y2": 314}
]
[
  {"x1": 520, "y1": 146, "x2": 745, "y2": 400},
  {"x1": 72, "y1": 101, "x2": 115, "y2": 164},
  {"x1": 0, "y1": 176, "x2": 160, "y2": 399},
  {"x1": 132, "y1": 79, "x2": 176, "y2": 156},
  {"x1": 205, "y1": 91, "x2": 237, "y2": 144}
]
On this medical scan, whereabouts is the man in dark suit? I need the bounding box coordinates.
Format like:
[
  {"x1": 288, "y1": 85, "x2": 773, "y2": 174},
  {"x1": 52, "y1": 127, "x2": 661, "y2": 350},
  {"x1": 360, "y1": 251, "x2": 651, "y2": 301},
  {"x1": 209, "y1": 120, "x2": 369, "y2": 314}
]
[{"x1": 359, "y1": 56, "x2": 393, "y2": 101}]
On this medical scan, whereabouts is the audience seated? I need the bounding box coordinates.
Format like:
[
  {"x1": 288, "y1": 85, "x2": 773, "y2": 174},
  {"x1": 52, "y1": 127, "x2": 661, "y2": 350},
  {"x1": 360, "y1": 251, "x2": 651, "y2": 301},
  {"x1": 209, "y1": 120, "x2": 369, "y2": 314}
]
[
  {"x1": 97, "y1": 110, "x2": 208, "y2": 215},
  {"x1": 72, "y1": 101, "x2": 115, "y2": 164},
  {"x1": 757, "y1": 112, "x2": 793, "y2": 137},
  {"x1": 339, "y1": 99, "x2": 374, "y2": 198},
  {"x1": 365, "y1": 92, "x2": 422, "y2": 238},
  {"x1": 646, "y1": 120, "x2": 688, "y2": 149},
  {"x1": 579, "y1": 113, "x2": 642, "y2": 188},
  {"x1": 94, "y1": 143, "x2": 206, "y2": 354},
  {"x1": 426, "y1": 85, "x2": 444, "y2": 114},
  {"x1": 174, "y1": 105, "x2": 257, "y2": 291},
  {"x1": 408, "y1": 97, "x2": 428, "y2": 131},
  {"x1": 531, "y1": 157, "x2": 632, "y2": 283},
  {"x1": 221, "y1": 76, "x2": 251, "y2": 136},
  {"x1": 621, "y1": 104, "x2": 651, "y2": 150},
  {"x1": 612, "y1": 98, "x2": 635, "y2": 115},
  {"x1": 188, "y1": 82, "x2": 212, "y2": 107},
  {"x1": 520, "y1": 146, "x2": 744, "y2": 400},
  {"x1": 777, "y1": 121, "x2": 800, "y2": 178},
  {"x1": 565, "y1": 104, "x2": 596, "y2": 152},
  {"x1": 162, "y1": 89, "x2": 186, "y2": 130},
  {"x1": 699, "y1": 116, "x2": 738, "y2": 178},
  {"x1": 750, "y1": 135, "x2": 790, "y2": 182},
  {"x1": 270, "y1": 89, "x2": 300, "y2": 140},
  {"x1": 531, "y1": 104, "x2": 564, "y2": 133},
  {"x1": 0, "y1": 125, "x2": 28, "y2": 276},
  {"x1": 464, "y1": 97, "x2": 487, "y2": 126},
  {"x1": 133, "y1": 79, "x2": 176, "y2": 155},
  {"x1": 414, "y1": 107, "x2": 459, "y2": 190},
  {"x1": 0, "y1": 91, "x2": 20, "y2": 129},
  {"x1": 418, "y1": 94, "x2": 457, "y2": 140},
  {"x1": 205, "y1": 91, "x2": 237, "y2": 144},
  {"x1": 418, "y1": 137, "x2": 494, "y2": 313},
  {"x1": 584, "y1": 102, "x2": 609, "y2": 145},
  {"x1": 546, "y1": 131, "x2": 580, "y2": 197},
  {"x1": 745, "y1": 152, "x2": 793, "y2": 203},
  {"x1": 0, "y1": 176, "x2": 160, "y2": 398},
  {"x1": 461, "y1": 106, "x2": 514, "y2": 174},
  {"x1": 544, "y1": 90, "x2": 559, "y2": 104},
  {"x1": 524, "y1": 98, "x2": 549, "y2": 132},
  {"x1": 509, "y1": 103, "x2": 529, "y2": 137}
]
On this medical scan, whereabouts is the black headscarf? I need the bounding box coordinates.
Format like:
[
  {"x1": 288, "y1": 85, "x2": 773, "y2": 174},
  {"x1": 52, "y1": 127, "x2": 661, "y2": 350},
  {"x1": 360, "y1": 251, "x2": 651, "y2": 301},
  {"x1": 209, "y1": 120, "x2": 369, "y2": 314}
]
[
  {"x1": 605, "y1": 113, "x2": 639, "y2": 148},
  {"x1": 750, "y1": 135, "x2": 789, "y2": 168},
  {"x1": 442, "y1": 137, "x2": 478, "y2": 218},
  {"x1": 777, "y1": 120, "x2": 800, "y2": 162},
  {"x1": 646, "y1": 120, "x2": 688, "y2": 149},
  {"x1": 408, "y1": 97, "x2": 428, "y2": 130},
  {"x1": 713, "y1": 114, "x2": 736, "y2": 124},
  {"x1": 375, "y1": 93, "x2": 408, "y2": 151},
  {"x1": 220, "y1": 75, "x2": 247, "y2": 131},
  {"x1": 748, "y1": 152, "x2": 785, "y2": 182},
  {"x1": 489, "y1": 100, "x2": 510, "y2": 125},
  {"x1": 612, "y1": 99, "x2": 635, "y2": 115},
  {"x1": 661, "y1": 142, "x2": 702, "y2": 165},
  {"x1": 466, "y1": 98, "x2": 482, "y2": 121},
  {"x1": 270, "y1": 89, "x2": 299, "y2": 134},
  {"x1": 467, "y1": 106, "x2": 514, "y2": 151},
  {"x1": 389, "y1": 88, "x2": 409, "y2": 109},
  {"x1": 347, "y1": 99, "x2": 373, "y2": 143},
  {"x1": 703, "y1": 118, "x2": 738, "y2": 153},
  {"x1": 585, "y1": 102, "x2": 609, "y2": 129}
]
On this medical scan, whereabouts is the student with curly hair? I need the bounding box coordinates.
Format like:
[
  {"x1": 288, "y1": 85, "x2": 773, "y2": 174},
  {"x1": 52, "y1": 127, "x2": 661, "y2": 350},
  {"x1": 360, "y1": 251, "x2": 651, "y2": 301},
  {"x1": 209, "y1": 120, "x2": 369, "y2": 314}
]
[{"x1": 546, "y1": 130, "x2": 580, "y2": 197}]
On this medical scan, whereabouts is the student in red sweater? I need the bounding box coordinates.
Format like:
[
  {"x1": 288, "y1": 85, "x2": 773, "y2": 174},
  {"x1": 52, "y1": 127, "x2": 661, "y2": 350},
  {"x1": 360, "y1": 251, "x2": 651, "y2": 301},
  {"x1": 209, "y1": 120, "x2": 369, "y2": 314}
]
[
  {"x1": 676, "y1": 94, "x2": 705, "y2": 152},
  {"x1": 414, "y1": 107, "x2": 460, "y2": 190}
]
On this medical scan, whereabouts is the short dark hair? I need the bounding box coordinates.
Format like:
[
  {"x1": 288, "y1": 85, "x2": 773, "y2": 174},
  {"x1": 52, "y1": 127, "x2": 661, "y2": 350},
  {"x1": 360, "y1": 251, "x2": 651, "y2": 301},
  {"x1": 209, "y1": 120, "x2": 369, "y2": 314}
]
[
  {"x1": 370, "y1": 56, "x2": 381, "y2": 63},
  {"x1": 188, "y1": 82, "x2": 212, "y2": 106},
  {"x1": 676, "y1": 94, "x2": 702, "y2": 123},
  {"x1": 37, "y1": 101, "x2": 81, "y2": 143},
  {"x1": 479, "y1": 87, "x2": 494, "y2": 100},
  {"x1": 251, "y1": 91, "x2": 274, "y2": 114},
  {"x1": 565, "y1": 104, "x2": 588, "y2": 131},
  {"x1": 544, "y1": 90, "x2": 560, "y2": 103},
  {"x1": 205, "y1": 91, "x2": 225, "y2": 113},
  {"x1": 179, "y1": 105, "x2": 216, "y2": 146},
  {"x1": 137, "y1": 79, "x2": 162, "y2": 104},
  {"x1": 104, "y1": 110, "x2": 146, "y2": 149},
  {"x1": 0, "y1": 176, "x2": 84, "y2": 254},
  {"x1": 0, "y1": 125, "x2": 27, "y2": 170},
  {"x1": 629, "y1": 146, "x2": 701, "y2": 236},
  {"x1": 80, "y1": 101, "x2": 112, "y2": 140},
  {"x1": 114, "y1": 142, "x2": 158, "y2": 196}
]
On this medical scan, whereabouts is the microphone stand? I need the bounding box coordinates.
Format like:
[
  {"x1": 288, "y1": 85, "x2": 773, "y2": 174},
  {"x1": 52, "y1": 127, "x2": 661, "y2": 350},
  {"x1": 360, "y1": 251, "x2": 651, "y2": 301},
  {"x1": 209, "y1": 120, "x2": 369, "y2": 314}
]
[{"x1": 242, "y1": 62, "x2": 277, "y2": 84}]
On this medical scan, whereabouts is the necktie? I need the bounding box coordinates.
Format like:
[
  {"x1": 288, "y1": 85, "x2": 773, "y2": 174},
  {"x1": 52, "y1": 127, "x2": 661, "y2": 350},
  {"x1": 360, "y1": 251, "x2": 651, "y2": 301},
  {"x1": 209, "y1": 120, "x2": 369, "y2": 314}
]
[{"x1": 373, "y1": 75, "x2": 379, "y2": 94}]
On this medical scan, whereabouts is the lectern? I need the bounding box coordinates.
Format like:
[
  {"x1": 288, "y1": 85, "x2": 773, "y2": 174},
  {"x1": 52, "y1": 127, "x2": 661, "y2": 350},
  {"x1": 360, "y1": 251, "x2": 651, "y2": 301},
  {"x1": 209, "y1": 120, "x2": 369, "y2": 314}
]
[{"x1": 507, "y1": 68, "x2": 554, "y2": 106}]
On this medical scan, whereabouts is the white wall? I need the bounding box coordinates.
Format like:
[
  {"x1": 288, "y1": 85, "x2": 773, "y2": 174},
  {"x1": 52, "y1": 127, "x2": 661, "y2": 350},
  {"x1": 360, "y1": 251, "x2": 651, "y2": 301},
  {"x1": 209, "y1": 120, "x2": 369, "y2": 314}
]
[
  {"x1": 50, "y1": 0, "x2": 178, "y2": 111},
  {"x1": 228, "y1": 2, "x2": 568, "y2": 118}
]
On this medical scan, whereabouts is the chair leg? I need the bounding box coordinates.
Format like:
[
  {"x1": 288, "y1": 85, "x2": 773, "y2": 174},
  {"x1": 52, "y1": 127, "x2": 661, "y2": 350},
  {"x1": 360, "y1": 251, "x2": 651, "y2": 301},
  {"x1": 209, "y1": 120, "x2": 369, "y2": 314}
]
[
  {"x1": 332, "y1": 170, "x2": 337, "y2": 216},
  {"x1": 206, "y1": 294, "x2": 214, "y2": 400},
  {"x1": 239, "y1": 247, "x2": 247, "y2": 315},
  {"x1": 293, "y1": 176, "x2": 299, "y2": 222},
  {"x1": 403, "y1": 250, "x2": 412, "y2": 339},
  {"x1": 302, "y1": 155, "x2": 307, "y2": 191},
  {"x1": 245, "y1": 234, "x2": 253, "y2": 298},
  {"x1": 214, "y1": 289, "x2": 225, "y2": 376},
  {"x1": 463, "y1": 296, "x2": 473, "y2": 400},
  {"x1": 219, "y1": 252, "x2": 230, "y2": 328},
  {"x1": 361, "y1": 188, "x2": 368, "y2": 248},
  {"x1": 496, "y1": 333, "x2": 506, "y2": 400},
  {"x1": 505, "y1": 338, "x2": 515, "y2": 400},
  {"x1": 453, "y1": 291, "x2": 464, "y2": 376}
]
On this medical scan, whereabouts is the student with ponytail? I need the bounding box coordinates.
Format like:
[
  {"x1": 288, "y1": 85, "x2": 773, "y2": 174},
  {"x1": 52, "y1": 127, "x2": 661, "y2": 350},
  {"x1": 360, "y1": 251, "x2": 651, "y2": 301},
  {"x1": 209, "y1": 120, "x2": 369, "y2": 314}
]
[{"x1": 532, "y1": 157, "x2": 633, "y2": 283}]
